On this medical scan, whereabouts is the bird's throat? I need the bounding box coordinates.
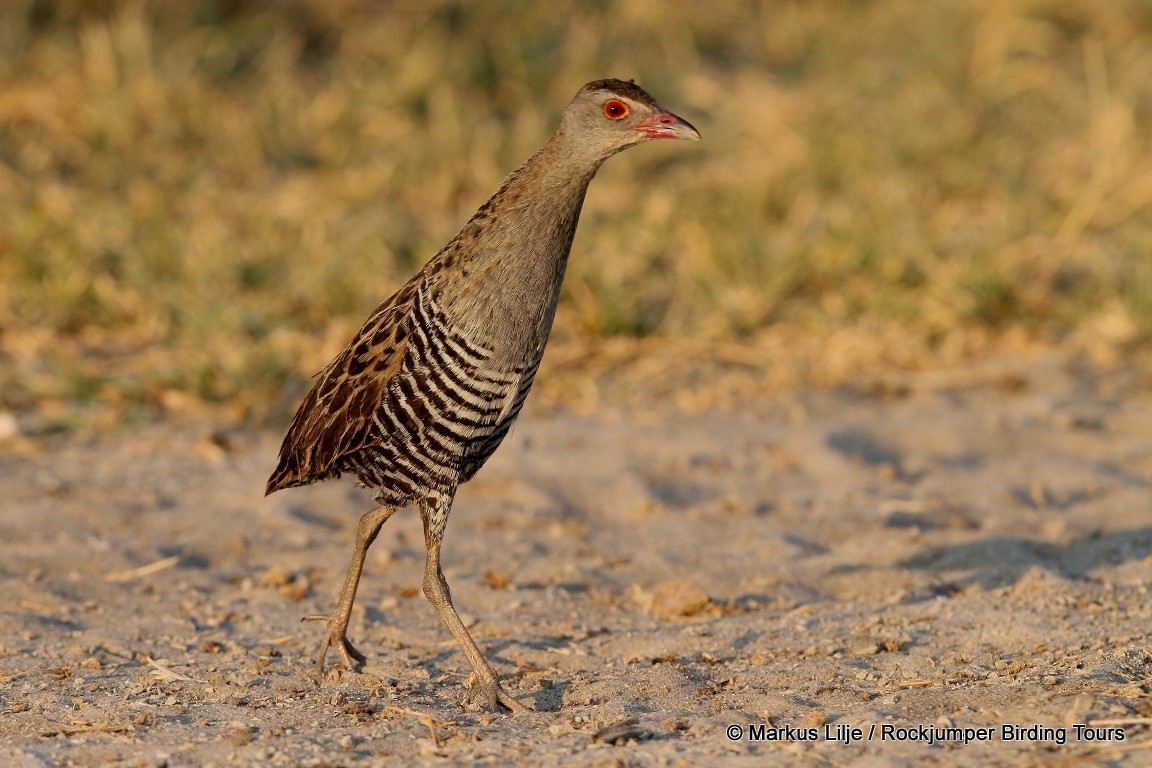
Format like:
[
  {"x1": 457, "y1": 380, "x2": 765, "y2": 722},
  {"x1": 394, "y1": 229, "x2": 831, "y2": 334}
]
[{"x1": 435, "y1": 141, "x2": 598, "y2": 360}]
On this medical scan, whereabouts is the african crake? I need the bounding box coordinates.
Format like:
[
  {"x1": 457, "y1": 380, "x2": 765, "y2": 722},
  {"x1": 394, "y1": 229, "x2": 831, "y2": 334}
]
[{"x1": 266, "y1": 79, "x2": 699, "y2": 712}]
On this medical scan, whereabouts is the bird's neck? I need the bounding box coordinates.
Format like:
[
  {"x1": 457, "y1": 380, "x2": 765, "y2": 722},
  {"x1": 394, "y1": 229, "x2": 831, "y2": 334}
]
[
  {"x1": 495, "y1": 132, "x2": 605, "y2": 226},
  {"x1": 434, "y1": 133, "x2": 608, "y2": 357}
]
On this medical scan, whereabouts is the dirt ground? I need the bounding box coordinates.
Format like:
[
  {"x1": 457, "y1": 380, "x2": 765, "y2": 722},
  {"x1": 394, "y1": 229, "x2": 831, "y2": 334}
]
[{"x1": 2, "y1": 354, "x2": 1152, "y2": 767}]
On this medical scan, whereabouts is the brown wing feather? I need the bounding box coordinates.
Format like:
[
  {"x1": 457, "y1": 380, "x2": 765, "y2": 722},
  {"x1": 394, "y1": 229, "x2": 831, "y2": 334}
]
[{"x1": 265, "y1": 279, "x2": 420, "y2": 495}]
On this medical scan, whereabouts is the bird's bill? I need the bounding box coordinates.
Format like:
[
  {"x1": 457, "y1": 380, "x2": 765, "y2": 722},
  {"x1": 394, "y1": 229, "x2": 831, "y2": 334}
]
[{"x1": 631, "y1": 109, "x2": 701, "y2": 141}]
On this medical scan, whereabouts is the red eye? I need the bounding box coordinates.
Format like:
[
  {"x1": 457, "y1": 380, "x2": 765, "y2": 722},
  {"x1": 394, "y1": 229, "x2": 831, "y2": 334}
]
[{"x1": 604, "y1": 99, "x2": 630, "y2": 120}]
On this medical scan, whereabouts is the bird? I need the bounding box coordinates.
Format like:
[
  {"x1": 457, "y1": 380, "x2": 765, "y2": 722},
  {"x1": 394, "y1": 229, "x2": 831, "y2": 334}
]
[{"x1": 265, "y1": 78, "x2": 699, "y2": 713}]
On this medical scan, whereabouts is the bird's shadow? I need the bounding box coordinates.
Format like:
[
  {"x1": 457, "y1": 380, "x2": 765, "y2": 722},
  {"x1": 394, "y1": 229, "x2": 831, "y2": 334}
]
[
  {"x1": 419, "y1": 635, "x2": 571, "y2": 713},
  {"x1": 900, "y1": 525, "x2": 1152, "y2": 589},
  {"x1": 418, "y1": 633, "x2": 586, "y2": 712}
]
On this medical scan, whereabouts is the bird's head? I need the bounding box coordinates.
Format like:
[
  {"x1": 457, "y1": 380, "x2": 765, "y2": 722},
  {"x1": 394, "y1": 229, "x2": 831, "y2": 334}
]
[{"x1": 560, "y1": 79, "x2": 700, "y2": 159}]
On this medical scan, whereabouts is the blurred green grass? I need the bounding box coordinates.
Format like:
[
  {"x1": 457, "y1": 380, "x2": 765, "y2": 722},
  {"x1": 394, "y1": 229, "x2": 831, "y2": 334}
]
[{"x1": 3, "y1": 0, "x2": 1152, "y2": 430}]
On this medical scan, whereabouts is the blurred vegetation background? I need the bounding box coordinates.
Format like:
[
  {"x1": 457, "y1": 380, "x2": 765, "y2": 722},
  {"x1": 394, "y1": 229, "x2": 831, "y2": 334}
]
[{"x1": 3, "y1": 0, "x2": 1152, "y2": 432}]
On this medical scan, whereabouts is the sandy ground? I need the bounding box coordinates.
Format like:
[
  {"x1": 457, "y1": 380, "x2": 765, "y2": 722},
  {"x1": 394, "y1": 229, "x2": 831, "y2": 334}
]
[{"x1": 2, "y1": 355, "x2": 1152, "y2": 767}]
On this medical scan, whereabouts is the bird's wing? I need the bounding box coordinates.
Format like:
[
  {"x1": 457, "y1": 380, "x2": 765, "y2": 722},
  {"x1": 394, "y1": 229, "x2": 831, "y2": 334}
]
[{"x1": 265, "y1": 279, "x2": 420, "y2": 494}]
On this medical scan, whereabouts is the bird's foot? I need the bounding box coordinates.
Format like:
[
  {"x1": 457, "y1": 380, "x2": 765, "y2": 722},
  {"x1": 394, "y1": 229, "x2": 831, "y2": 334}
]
[
  {"x1": 302, "y1": 614, "x2": 368, "y2": 675},
  {"x1": 472, "y1": 676, "x2": 531, "y2": 714}
]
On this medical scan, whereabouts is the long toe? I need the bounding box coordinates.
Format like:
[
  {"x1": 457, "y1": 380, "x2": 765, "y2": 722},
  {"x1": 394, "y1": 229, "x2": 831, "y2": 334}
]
[
  {"x1": 337, "y1": 636, "x2": 368, "y2": 668},
  {"x1": 481, "y1": 682, "x2": 531, "y2": 714},
  {"x1": 497, "y1": 690, "x2": 531, "y2": 714},
  {"x1": 308, "y1": 617, "x2": 368, "y2": 676}
]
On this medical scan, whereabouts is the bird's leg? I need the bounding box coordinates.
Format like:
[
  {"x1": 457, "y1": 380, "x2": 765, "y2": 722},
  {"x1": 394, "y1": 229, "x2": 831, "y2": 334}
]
[
  {"x1": 307, "y1": 503, "x2": 397, "y2": 676},
  {"x1": 420, "y1": 497, "x2": 530, "y2": 713}
]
